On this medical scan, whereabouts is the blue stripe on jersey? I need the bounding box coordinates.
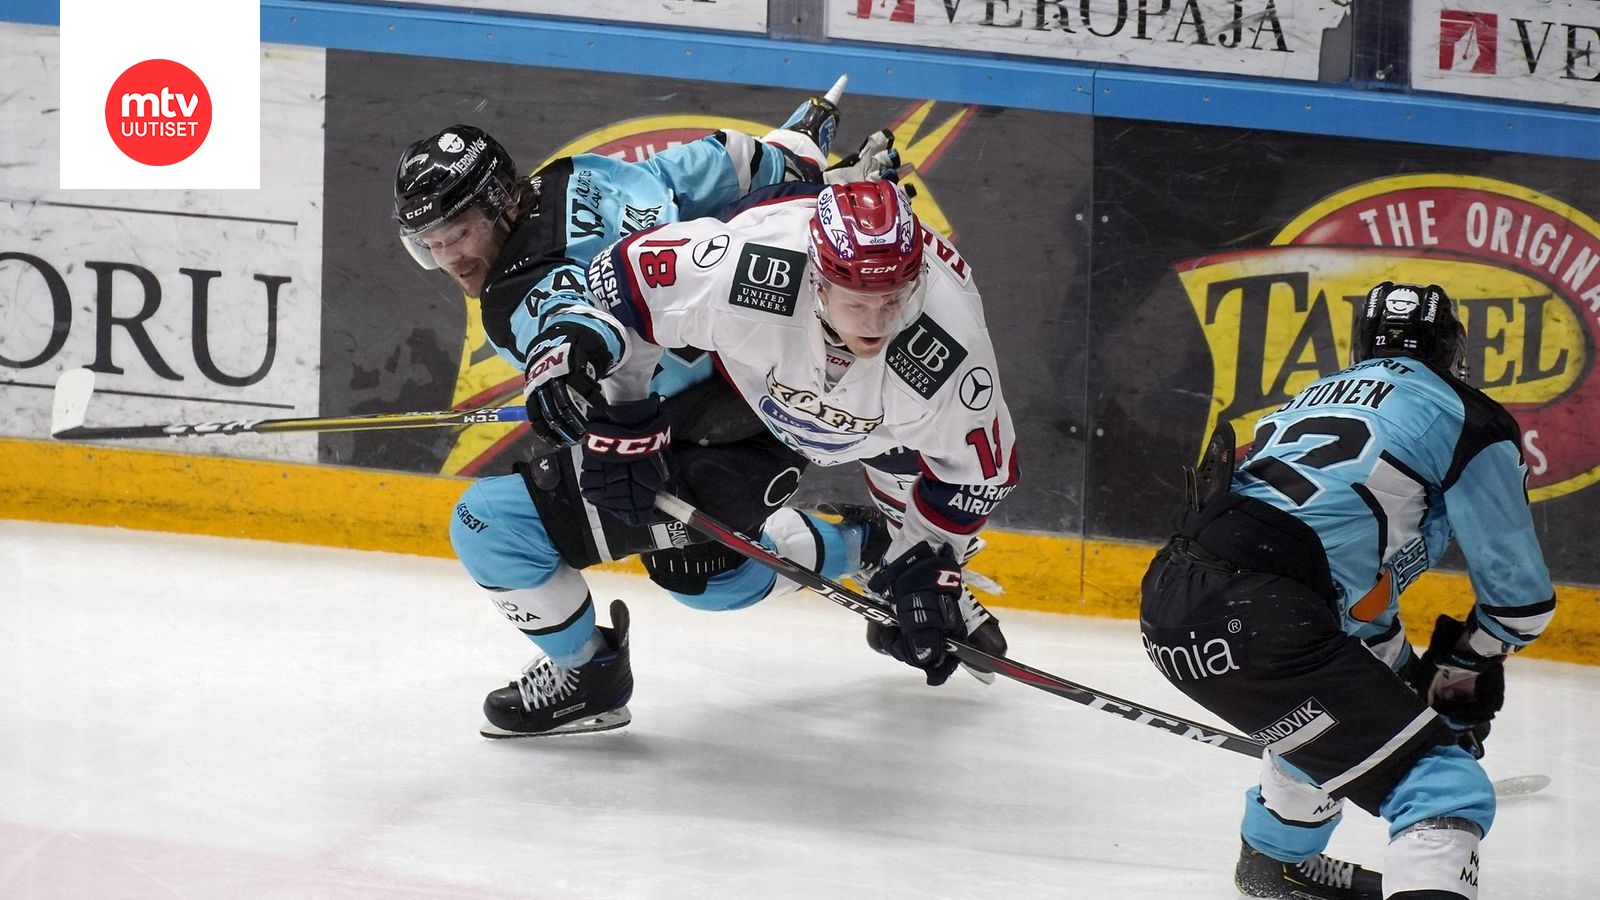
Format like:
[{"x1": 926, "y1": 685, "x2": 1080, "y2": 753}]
[
  {"x1": 913, "y1": 478, "x2": 989, "y2": 536},
  {"x1": 718, "y1": 182, "x2": 825, "y2": 222}
]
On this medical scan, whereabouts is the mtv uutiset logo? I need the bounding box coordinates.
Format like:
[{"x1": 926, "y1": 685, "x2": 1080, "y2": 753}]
[
  {"x1": 60, "y1": 0, "x2": 258, "y2": 188},
  {"x1": 104, "y1": 59, "x2": 213, "y2": 166}
]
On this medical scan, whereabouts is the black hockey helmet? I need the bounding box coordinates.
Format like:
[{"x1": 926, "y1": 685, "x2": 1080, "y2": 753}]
[
  {"x1": 394, "y1": 125, "x2": 517, "y2": 269},
  {"x1": 1352, "y1": 281, "x2": 1467, "y2": 378}
]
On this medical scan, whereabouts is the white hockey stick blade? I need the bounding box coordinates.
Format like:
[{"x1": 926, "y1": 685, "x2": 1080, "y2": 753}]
[
  {"x1": 965, "y1": 569, "x2": 1004, "y2": 596},
  {"x1": 50, "y1": 368, "x2": 97, "y2": 436},
  {"x1": 823, "y1": 74, "x2": 848, "y2": 105},
  {"x1": 1492, "y1": 774, "x2": 1551, "y2": 798}
]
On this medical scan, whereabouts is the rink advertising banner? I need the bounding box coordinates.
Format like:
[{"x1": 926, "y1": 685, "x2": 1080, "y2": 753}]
[
  {"x1": 379, "y1": 0, "x2": 766, "y2": 32},
  {"x1": 1089, "y1": 120, "x2": 1600, "y2": 584},
  {"x1": 1412, "y1": 0, "x2": 1600, "y2": 110},
  {"x1": 0, "y1": 23, "x2": 326, "y2": 463},
  {"x1": 834, "y1": 0, "x2": 1349, "y2": 81},
  {"x1": 1179, "y1": 176, "x2": 1600, "y2": 505},
  {"x1": 57, "y1": 0, "x2": 260, "y2": 188},
  {"x1": 319, "y1": 51, "x2": 1091, "y2": 534}
]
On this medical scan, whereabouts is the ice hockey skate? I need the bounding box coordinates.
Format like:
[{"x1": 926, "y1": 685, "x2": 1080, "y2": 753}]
[
  {"x1": 1234, "y1": 839, "x2": 1382, "y2": 900},
  {"x1": 481, "y1": 599, "x2": 634, "y2": 739}
]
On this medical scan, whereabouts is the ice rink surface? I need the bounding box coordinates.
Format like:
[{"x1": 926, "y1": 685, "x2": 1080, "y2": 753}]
[{"x1": 2, "y1": 521, "x2": 1594, "y2": 899}]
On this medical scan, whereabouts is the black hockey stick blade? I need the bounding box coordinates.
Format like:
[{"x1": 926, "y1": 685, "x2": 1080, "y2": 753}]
[
  {"x1": 652, "y1": 493, "x2": 1264, "y2": 757},
  {"x1": 48, "y1": 367, "x2": 529, "y2": 440}
]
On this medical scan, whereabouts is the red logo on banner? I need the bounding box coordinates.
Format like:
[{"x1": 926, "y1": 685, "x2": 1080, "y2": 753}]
[
  {"x1": 1439, "y1": 10, "x2": 1497, "y2": 74},
  {"x1": 855, "y1": 1, "x2": 915, "y2": 22},
  {"x1": 104, "y1": 59, "x2": 212, "y2": 166}
]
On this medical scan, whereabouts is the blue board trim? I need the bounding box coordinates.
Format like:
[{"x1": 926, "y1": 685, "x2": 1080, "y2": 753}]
[{"x1": 7, "y1": 0, "x2": 1599, "y2": 160}]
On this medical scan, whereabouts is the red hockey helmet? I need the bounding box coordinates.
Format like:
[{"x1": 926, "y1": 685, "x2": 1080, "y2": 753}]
[
  {"x1": 808, "y1": 181, "x2": 923, "y2": 291},
  {"x1": 807, "y1": 182, "x2": 926, "y2": 347}
]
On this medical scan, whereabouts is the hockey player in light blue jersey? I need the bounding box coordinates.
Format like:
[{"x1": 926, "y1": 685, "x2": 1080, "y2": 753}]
[
  {"x1": 1140, "y1": 282, "x2": 1555, "y2": 899},
  {"x1": 393, "y1": 91, "x2": 908, "y2": 738}
]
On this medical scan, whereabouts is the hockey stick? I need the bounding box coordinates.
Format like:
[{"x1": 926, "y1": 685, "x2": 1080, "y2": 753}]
[
  {"x1": 651, "y1": 492, "x2": 1265, "y2": 756},
  {"x1": 652, "y1": 495, "x2": 1553, "y2": 796},
  {"x1": 48, "y1": 367, "x2": 529, "y2": 441}
]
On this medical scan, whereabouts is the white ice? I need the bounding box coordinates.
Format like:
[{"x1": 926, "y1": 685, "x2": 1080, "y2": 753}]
[{"x1": 1, "y1": 521, "x2": 1593, "y2": 899}]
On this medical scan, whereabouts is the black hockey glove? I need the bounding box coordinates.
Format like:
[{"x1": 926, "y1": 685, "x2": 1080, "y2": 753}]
[
  {"x1": 868, "y1": 542, "x2": 968, "y2": 686},
  {"x1": 523, "y1": 323, "x2": 613, "y2": 448},
  {"x1": 578, "y1": 396, "x2": 673, "y2": 527},
  {"x1": 825, "y1": 130, "x2": 902, "y2": 185},
  {"x1": 1409, "y1": 615, "x2": 1506, "y2": 759}
]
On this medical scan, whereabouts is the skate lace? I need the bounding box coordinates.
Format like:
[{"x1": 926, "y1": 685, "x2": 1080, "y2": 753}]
[
  {"x1": 1295, "y1": 854, "x2": 1355, "y2": 888},
  {"x1": 515, "y1": 657, "x2": 580, "y2": 711}
]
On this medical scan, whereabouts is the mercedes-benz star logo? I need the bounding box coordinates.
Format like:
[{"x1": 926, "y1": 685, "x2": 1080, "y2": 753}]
[{"x1": 959, "y1": 367, "x2": 994, "y2": 411}]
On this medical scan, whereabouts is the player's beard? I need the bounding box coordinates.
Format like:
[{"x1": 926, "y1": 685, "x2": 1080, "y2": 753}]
[{"x1": 448, "y1": 256, "x2": 491, "y2": 297}]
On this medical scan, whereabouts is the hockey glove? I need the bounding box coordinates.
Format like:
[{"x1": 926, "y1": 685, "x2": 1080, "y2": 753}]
[
  {"x1": 825, "y1": 130, "x2": 902, "y2": 185},
  {"x1": 868, "y1": 542, "x2": 968, "y2": 686},
  {"x1": 578, "y1": 396, "x2": 673, "y2": 527},
  {"x1": 523, "y1": 323, "x2": 613, "y2": 448},
  {"x1": 1411, "y1": 615, "x2": 1506, "y2": 759}
]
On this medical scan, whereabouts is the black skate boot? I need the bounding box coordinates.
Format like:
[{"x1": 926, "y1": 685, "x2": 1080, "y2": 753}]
[
  {"x1": 480, "y1": 599, "x2": 634, "y2": 739},
  {"x1": 1235, "y1": 839, "x2": 1383, "y2": 900}
]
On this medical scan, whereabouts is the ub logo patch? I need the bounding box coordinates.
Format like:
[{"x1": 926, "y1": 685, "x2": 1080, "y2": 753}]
[
  {"x1": 730, "y1": 244, "x2": 805, "y2": 316},
  {"x1": 886, "y1": 315, "x2": 968, "y2": 399}
]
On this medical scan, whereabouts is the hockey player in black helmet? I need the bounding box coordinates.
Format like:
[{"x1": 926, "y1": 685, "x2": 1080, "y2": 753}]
[
  {"x1": 394, "y1": 125, "x2": 523, "y2": 298},
  {"x1": 1351, "y1": 281, "x2": 1469, "y2": 378},
  {"x1": 1141, "y1": 280, "x2": 1553, "y2": 898},
  {"x1": 392, "y1": 84, "x2": 911, "y2": 739}
]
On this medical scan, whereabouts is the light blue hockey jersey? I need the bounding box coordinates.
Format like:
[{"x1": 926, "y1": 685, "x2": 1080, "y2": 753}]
[{"x1": 1233, "y1": 356, "x2": 1555, "y2": 659}]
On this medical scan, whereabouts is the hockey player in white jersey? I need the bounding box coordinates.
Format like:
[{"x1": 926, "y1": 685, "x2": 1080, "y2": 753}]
[
  {"x1": 398, "y1": 87, "x2": 912, "y2": 738},
  {"x1": 534, "y1": 179, "x2": 1019, "y2": 685},
  {"x1": 1141, "y1": 282, "x2": 1555, "y2": 899}
]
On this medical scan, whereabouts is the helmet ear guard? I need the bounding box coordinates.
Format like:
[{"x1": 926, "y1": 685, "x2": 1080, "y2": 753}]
[{"x1": 1352, "y1": 281, "x2": 1467, "y2": 378}]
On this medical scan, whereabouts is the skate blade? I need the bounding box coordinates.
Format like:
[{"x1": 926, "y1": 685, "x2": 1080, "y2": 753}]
[
  {"x1": 479, "y1": 706, "x2": 632, "y2": 739},
  {"x1": 961, "y1": 663, "x2": 996, "y2": 685}
]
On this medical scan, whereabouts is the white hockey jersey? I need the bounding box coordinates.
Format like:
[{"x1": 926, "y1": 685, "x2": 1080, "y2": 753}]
[{"x1": 585, "y1": 185, "x2": 1018, "y2": 560}]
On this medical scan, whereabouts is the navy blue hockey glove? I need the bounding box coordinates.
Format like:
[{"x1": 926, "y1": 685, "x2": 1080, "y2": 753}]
[
  {"x1": 523, "y1": 323, "x2": 613, "y2": 448},
  {"x1": 1410, "y1": 615, "x2": 1506, "y2": 759},
  {"x1": 868, "y1": 542, "x2": 967, "y2": 686},
  {"x1": 824, "y1": 130, "x2": 902, "y2": 185},
  {"x1": 578, "y1": 396, "x2": 673, "y2": 527}
]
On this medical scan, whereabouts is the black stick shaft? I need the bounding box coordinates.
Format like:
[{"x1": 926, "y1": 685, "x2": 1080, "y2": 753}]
[{"x1": 651, "y1": 493, "x2": 1263, "y2": 757}]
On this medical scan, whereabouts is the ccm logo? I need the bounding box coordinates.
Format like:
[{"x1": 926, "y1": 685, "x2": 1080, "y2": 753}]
[
  {"x1": 859, "y1": 264, "x2": 897, "y2": 274},
  {"x1": 585, "y1": 429, "x2": 671, "y2": 456},
  {"x1": 936, "y1": 570, "x2": 962, "y2": 589}
]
